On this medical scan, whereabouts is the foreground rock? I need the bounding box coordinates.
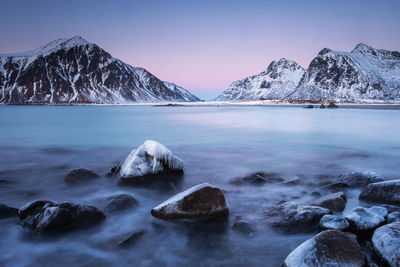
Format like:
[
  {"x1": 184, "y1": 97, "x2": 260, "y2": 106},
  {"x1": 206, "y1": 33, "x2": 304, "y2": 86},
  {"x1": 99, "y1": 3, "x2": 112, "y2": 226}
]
[
  {"x1": 344, "y1": 206, "x2": 387, "y2": 233},
  {"x1": 114, "y1": 140, "x2": 184, "y2": 184},
  {"x1": 372, "y1": 222, "x2": 400, "y2": 267},
  {"x1": 319, "y1": 214, "x2": 349, "y2": 231},
  {"x1": 263, "y1": 202, "x2": 330, "y2": 231},
  {"x1": 359, "y1": 179, "x2": 400, "y2": 205},
  {"x1": 99, "y1": 194, "x2": 138, "y2": 214},
  {"x1": 19, "y1": 200, "x2": 105, "y2": 233},
  {"x1": 283, "y1": 230, "x2": 364, "y2": 267},
  {"x1": 337, "y1": 171, "x2": 385, "y2": 187},
  {"x1": 0, "y1": 204, "x2": 19, "y2": 219},
  {"x1": 311, "y1": 191, "x2": 347, "y2": 212},
  {"x1": 64, "y1": 169, "x2": 99, "y2": 183},
  {"x1": 151, "y1": 183, "x2": 229, "y2": 220},
  {"x1": 387, "y1": 212, "x2": 400, "y2": 223}
]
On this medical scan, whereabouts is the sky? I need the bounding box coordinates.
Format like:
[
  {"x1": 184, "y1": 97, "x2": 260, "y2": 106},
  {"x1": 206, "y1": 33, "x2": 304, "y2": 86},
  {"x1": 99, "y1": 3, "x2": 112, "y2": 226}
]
[{"x1": 1, "y1": 0, "x2": 399, "y2": 99}]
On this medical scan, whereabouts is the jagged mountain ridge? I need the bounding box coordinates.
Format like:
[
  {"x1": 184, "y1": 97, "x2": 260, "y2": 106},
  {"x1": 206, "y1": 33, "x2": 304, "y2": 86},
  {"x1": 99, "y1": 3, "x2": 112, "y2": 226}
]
[
  {"x1": 0, "y1": 36, "x2": 199, "y2": 104},
  {"x1": 216, "y1": 58, "x2": 305, "y2": 100},
  {"x1": 287, "y1": 43, "x2": 400, "y2": 101},
  {"x1": 217, "y1": 44, "x2": 400, "y2": 101},
  {"x1": 162, "y1": 81, "x2": 200, "y2": 102}
]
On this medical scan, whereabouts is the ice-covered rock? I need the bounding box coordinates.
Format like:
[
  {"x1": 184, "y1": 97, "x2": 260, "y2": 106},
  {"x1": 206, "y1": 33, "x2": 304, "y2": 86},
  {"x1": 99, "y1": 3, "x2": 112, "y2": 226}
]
[
  {"x1": 387, "y1": 212, "x2": 400, "y2": 224},
  {"x1": 311, "y1": 191, "x2": 347, "y2": 212},
  {"x1": 151, "y1": 183, "x2": 229, "y2": 220},
  {"x1": 372, "y1": 222, "x2": 400, "y2": 267},
  {"x1": 263, "y1": 202, "x2": 330, "y2": 231},
  {"x1": 19, "y1": 200, "x2": 105, "y2": 233},
  {"x1": 118, "y1": 141, "x2": 184, "y2": 182},
  {"x1": 99, "y1": 194, "x2": 138, "y2": 214},
  {"x1": 0, "y1": 204, "x2": 18, "y2": 219},
  {"x1": 359, "y1": 179, "x2": 400, "y2": 205},
  {"x1": 337, "y1": 171, "x2": 385, "y2": 187},
  {"x1": 344, "y1": 206, "x2": 387, "y2": 233},
  {"x1": 282, "y1": 230, "x2": 364, "y2": 267},
  {"x1": 319, "y1": 214, "x2": 349, "y2": 231},
  {"x1": 64, "y1": 168, "x2": 99, "y2": 183}
]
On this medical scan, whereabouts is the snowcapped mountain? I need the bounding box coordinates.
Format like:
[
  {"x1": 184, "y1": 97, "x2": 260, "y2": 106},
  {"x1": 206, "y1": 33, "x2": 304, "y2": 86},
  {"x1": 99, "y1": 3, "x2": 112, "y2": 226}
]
[
  {"x1": 287, "y1": 43, "x2": 400, "y2": 101},
  {"x1": 215, "y1": 58, "x2": 305, "y2": 101},
  {"x1": 162, "y1": 81, "x2": 200, "y2": 102},
  {"x1": 0, "y1": 36, "x2": 199, "y2": 104},
  {"x1": 217, "y1": 44, "x2": 400, "y2": 102}
]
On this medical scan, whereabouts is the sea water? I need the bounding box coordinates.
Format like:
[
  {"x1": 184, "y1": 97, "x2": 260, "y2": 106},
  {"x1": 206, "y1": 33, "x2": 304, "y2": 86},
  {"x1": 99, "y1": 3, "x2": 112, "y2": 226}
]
[{"x1": 0, "y1": 105, "x2": 399, "y2": 266}]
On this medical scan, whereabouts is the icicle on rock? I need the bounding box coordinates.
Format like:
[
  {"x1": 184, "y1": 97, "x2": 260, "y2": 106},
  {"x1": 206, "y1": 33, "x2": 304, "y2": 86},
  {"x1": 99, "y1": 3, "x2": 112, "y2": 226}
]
[{"x1": 117, "y1": 140, "x2": 184, "y2": 180}]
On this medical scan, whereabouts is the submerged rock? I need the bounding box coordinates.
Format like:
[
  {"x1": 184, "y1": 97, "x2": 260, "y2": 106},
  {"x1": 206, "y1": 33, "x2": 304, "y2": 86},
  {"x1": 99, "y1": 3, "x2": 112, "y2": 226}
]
[
  {"x1": 64, "y1": 168, "x2": 99, "y2": 183},
  {"x1": 344, "y1": 206, "x2": 387, "y2": 233},
  {"x1": 311, "y1": 191, "x2": 347, "y2": 212},
  {"x1": 263, "y1": 202, "x2": 330, "y2": 231},
  {"x1": 115, "y1": 140, "x2": 184, "y2": 183},
  {"x1": 319, "y1": 214, "x2": 349, "y2": 231},
  {"x1": 283, "y1": 230, "x2": 364, "y2": 267},
  {"x1": 337, "y1": 171, "x2": 385, "y2": 187},
  {"x1": 99, "y1": 194, "x2": 138, "y2": 214},
  {"x1": 359, "y1": 179, "x2": 400, "y2": 205},
  {"x1": 0, "y1": 204, "x2": 19, "y2": 219},
  {"x1": 151, "y1": 183, "x2": 229, "y2": 220},
  {"x1": 19, "y1": 200, "x2": 105, "y2": 233},
  {"x1": 230, "y1": 172, "x2": 283, "y2": 185},
  {"x1": 372, "y1": 222, "x2": 400, "y2": 267},
  {"x1": 118, "y1": 230, "x2": 145, "y2": 247},
  {"x1": 232, "y1": 220, "x2": 257, "y2": 237}
]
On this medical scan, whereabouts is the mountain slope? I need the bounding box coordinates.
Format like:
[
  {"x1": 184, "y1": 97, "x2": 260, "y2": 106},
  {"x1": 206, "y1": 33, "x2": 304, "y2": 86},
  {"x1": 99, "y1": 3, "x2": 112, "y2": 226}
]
[
  {"x1": 287, "y1": 43, "x2": 400, "y2": 101},
  {"x1": 215, "y1": 58, "x2": 305, "y2": 101},
  {"x1": 162, "y1": 81, "x2": 200, "y2": 102},
  {"x1": 0, "y1": 36, "x2": 199, "y2": 104}
]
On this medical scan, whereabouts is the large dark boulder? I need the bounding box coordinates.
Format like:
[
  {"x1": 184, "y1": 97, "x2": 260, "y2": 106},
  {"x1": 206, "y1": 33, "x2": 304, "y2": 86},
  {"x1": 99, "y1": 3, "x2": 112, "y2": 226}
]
[
  {"x1": 19, "y1": 200, "x2": 105, "y2": 233},
  {"x1": 311, "y1": 191, "x2": 347, "y2": 211},
  {"x1": 283, "y1": 230, "x2": 364, "y2": 267},
  {"x1": 344, "y1": 206, "x2": 387, "y2": 234},
  {"x1": 64, "y1": 168, "x2": 99, "y2": 183},
  {"x1": 151, "y1": 183, "x2": 229, "y2": 220},
  {"x1": 0, "y1": 204, "x2": 19, "y2": 219},
  {"x1": 359, "y1": 179, "x2": 400, "y2": 205},
  {"x1": 337, "y1": 171, "x2": 385, "y2": 187},
  {"x1": 263, "y1": 202, "x2": 330, "y2": 231},
  {"x1": 99, "y1": 194, "x2": 138, "y2": 214},
  {"x1": 372, "y1": 222, "x2": 400, "y2": 267}
]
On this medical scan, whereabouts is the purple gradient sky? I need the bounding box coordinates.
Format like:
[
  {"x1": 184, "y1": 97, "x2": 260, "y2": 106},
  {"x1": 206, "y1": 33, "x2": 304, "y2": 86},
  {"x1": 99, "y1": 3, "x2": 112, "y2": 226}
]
[{"x1": 1, "y1": 0, "x2": 399, "y2": 99}]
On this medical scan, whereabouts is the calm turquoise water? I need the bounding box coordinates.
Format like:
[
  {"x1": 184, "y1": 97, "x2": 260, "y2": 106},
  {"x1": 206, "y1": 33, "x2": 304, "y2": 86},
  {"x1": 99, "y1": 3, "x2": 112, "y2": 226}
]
[{"x1": 0, "y1": 105, "x2": 400, "y2": 266}]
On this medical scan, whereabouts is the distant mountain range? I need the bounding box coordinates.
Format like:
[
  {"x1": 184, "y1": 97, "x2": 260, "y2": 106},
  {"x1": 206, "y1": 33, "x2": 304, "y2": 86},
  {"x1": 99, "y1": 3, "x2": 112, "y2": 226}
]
[
  {"x1": 217, "y1": 44, "x2": 400, "y2": 102},
  {"x1": 0, "y1": 36, "x2": 199, "y2": 104}
]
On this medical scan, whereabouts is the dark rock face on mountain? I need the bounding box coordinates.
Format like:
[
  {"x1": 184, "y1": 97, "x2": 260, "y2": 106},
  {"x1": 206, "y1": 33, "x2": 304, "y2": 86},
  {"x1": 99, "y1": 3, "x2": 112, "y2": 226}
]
[
  {"x1": 287, "y1": 43, "x2": 400, "y2": 101},
  {"x1": 216, "y1": 58, "x2": 305, "y2": 100},
  {"x1": 0, "y1": 36, "x2": 199, "y2": 104}
]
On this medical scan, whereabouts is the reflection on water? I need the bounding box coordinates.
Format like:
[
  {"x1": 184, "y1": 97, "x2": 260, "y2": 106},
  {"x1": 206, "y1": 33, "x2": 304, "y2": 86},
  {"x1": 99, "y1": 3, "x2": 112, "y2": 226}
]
[{"x1": 0, "y1": 106, "x2": 400, "y2": 266}]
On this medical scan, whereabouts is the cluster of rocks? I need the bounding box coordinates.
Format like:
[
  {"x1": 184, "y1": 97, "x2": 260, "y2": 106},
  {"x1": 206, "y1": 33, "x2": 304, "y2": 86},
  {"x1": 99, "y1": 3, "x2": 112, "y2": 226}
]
[
  {"x1": 275, "y1": 171, "x2": 400, "y2": 267},
  {"x1": 2, "y1": 140, "x2": 400, "y2": 266}
]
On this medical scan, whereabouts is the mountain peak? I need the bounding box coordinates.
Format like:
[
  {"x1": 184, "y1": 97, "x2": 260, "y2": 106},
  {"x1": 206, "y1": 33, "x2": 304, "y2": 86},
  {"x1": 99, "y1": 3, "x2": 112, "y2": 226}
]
[
  {"x1": 352, "y1": 43, "x2": 377, "y2": 55},
  {"x1": 37, "y1": 36, "x2": 91, "y2": 53}
]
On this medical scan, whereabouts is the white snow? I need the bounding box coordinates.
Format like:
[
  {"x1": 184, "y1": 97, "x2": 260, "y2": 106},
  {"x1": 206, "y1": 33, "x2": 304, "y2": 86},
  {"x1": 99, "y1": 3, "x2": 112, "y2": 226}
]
[
  {"x1": 372, "y1": 222, "x2": 400, "y2": 267},
  {"x1": 119, "y1": 140, "x2": 183, "y2": 178},
  {"x1": 344, "y1": 206, "x2": 387, "y2": 231}
]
